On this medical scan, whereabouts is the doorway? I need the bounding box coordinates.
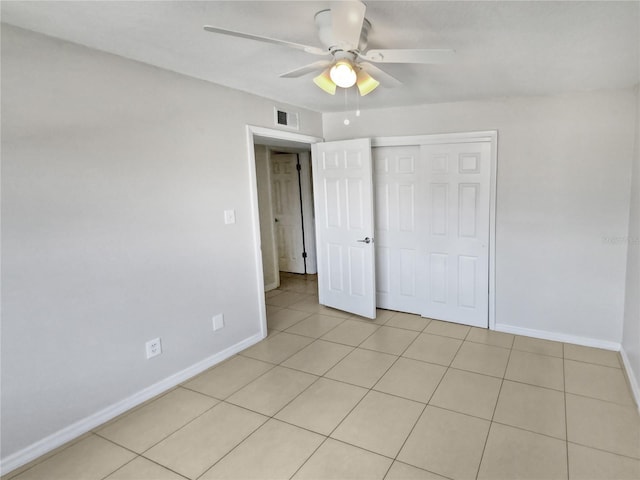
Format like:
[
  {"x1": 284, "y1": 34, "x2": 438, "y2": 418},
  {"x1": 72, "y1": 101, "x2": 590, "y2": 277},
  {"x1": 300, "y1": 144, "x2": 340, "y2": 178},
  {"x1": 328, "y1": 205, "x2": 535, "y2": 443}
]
[
  {"x1": 247, "y1": 126, "x2": 323, "y2": 337},
  {"x1": 254, "y1": 143, "x2": 317, "y2": 291}
]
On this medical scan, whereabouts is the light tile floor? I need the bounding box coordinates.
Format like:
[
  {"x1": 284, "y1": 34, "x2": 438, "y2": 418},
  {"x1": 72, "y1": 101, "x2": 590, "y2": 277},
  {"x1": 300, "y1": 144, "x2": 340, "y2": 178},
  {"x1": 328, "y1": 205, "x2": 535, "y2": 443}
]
[{"x1": 5, "y1": 273, "x2": 640, "y2": 480}]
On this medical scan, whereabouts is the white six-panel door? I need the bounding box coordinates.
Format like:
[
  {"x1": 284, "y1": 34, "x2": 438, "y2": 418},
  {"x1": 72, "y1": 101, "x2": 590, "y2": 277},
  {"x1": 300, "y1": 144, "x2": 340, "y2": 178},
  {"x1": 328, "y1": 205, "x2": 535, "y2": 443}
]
[
  {"x1": 373, "y1": 146, "x2": 426, "y2": 315},
  {"x1": 312, "y1": 139, "x2": 376, "y2": 319},
  {"x1": 422, "y1": 142, "x2": 491, "y2": 327},
  {"x1": 370, "y1": 142, "x2": 491, "y2": 327},
  {"x1": 271, "y1": 153, "x2": 305, "y2": 274}
]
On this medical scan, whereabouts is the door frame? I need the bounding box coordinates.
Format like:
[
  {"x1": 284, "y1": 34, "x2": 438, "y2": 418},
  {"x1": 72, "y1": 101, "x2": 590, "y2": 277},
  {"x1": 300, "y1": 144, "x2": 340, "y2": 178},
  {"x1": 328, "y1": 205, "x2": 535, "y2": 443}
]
[
  {"x1": 372, "y1": 131, "x2": 498, "y2": 330},
  {"x1": 247, "y1": 126, "x2": 324, "y2": 338}
]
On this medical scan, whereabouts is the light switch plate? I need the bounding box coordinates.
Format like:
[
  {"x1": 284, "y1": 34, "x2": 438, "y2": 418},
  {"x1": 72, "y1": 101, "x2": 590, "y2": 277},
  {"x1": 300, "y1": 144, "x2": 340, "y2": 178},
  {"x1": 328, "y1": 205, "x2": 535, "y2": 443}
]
[
  {"x1": 212, "y1": 314, "x2": 224, "y2": 331},
  {"x1": 224, "y1": 209, "x2": 236, "y2": 224}
]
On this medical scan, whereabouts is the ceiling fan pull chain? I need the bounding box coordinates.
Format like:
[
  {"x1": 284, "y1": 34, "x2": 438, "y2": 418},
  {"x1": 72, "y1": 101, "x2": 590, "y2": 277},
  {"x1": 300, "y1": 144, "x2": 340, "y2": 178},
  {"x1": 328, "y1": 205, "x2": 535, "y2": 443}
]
[{"x1": 343, "y1": 87, "x2": 351, "y2": 125}]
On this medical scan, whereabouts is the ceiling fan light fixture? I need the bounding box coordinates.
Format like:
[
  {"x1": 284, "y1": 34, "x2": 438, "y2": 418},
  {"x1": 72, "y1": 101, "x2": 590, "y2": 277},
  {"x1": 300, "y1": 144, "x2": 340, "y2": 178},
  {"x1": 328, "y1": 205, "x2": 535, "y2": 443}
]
[
  {"x1": 356, "y1": 69, "x2": 380, "y2": 96},
  {"x1": 329, "y1": 60, "x2": 357, "y2": 88},
  {"x1": 313, "y1": 68, "x2": 337, "y2": 95}
]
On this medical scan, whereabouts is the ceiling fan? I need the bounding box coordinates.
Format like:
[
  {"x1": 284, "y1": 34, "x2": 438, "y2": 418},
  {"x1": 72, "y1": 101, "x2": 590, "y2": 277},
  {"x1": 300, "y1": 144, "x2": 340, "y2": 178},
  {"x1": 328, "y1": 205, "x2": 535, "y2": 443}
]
[{"x1": 204, "y1": 1, "x2": 454, "y2": 96}]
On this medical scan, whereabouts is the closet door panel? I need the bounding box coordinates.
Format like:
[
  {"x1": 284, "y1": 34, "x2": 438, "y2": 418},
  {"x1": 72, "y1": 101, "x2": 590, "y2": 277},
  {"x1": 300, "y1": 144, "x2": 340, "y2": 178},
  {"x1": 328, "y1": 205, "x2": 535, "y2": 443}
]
[{"x1": 373, "y1": 146, "x2": 425, "y2": 315}]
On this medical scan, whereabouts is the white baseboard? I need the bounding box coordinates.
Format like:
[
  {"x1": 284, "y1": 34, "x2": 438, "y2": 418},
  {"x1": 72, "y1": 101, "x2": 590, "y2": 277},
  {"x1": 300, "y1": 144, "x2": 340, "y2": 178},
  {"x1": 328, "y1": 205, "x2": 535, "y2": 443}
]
[
  {"x1": 494, "y1": 323, "x2": 621, "y2": 351},
  {"x1": 495, "y1": 323, "x2": 640, "y2": 410},
  {"x1": 0, "y1": 331, "x2": 265, "y2": 476},
  {"x1": 620, "y1": 347, "x2": 640, "y2": 414},
  {"x1": 264, "y1": 282, "x2": 278, "y2": 292}
]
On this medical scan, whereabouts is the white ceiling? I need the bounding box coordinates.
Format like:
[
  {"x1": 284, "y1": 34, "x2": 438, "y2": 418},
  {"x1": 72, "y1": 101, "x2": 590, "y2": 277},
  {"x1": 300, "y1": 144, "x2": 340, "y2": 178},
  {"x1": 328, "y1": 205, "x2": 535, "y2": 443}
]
[{"x1": 2, "y1": 1, "x2": 638, "y2": 113}]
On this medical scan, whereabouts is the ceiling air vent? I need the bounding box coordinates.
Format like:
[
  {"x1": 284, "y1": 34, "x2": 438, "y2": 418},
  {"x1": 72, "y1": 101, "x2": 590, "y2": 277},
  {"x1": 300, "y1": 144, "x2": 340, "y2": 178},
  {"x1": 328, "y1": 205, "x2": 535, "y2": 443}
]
[{"x1": 274, "y1": 107, "x2": 299, "y2": 130}]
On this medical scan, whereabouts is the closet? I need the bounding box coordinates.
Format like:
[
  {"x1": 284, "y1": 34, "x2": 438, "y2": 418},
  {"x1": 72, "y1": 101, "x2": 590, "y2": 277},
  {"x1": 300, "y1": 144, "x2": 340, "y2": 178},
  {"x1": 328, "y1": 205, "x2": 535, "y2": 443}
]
[{"x1": 312, "y1": 132, "x2": 496, "y2": 328}]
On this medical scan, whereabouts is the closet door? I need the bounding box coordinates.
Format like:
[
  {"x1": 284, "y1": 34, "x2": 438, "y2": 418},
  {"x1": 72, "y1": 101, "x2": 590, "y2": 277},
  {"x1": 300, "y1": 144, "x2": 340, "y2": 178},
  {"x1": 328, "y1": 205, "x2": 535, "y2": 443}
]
[
  {"x1": 423, "y1": 142, "x2": 491, "y2": 327},
  {"x1": 373, "y1": 146, "x2": 426, "y2": 314}
]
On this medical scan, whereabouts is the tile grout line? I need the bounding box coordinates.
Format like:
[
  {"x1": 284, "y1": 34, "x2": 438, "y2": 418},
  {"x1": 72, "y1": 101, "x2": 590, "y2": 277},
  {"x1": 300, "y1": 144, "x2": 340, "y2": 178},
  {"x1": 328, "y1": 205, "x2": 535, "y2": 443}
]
[
  {"x1": 292, "y1": 319, "x2": 431, "y2": 478},
  {"x1": 193, "y1": 327, "x2": 330, "y2": 480},
  {"x1": 90, "y1": 433, "x2": 190, "y2": 480},
  {"x1": 266, "y1": 307, "x2": 315, "y2": 332},
  {"x1": 95, "y1": 360, "x2": 284, "y2": 479},
  {"x1": 286, "y1": 437, "x2": 330, "y2": 479},
  {"x1": 212, "y1": 308, "x2": 399, "y2": 480},
  {"x1": 282, "y1": 315, "x2": 350, "y2": 341},
  {"x1": 1, "y1": 432, "x2": 97, "y2": 480},
  {"x1": 192, "y1": 409, "x2": 275, "y2": 480},
  {"x1": 381, "y1": 323, "x2": 469, "y2": 480},
  {"x1": 94, "y1": 389, "x2": 221, "y2": 453},
  {"x1": 197, "y1": 334, "x2": 639, "y2": 478},
  {"x1": 563, "y1": 342, "x2": 571, "y2": 480},
  {"x1": 474, "y1": 333, "x2": 515, "y2": 480},
  {"x1": 329, "y1": 327, "x2": 418, "y2": 478},
  {"x1": 102, "y1": 452, "x2": 191, "y2": 480},
  {"x1": 565, "y1": 440, "x2": 640, "y2": 462},
  {"x1": 225, "y1": 324, "x2": 366, "y2": 479}
]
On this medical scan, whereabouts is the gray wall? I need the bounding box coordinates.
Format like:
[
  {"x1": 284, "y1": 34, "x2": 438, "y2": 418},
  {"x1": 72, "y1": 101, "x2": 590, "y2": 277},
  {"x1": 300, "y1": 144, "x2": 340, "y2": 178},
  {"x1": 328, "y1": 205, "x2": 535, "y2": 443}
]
[
  {"x1": 622, "y1": 85, "x2": 640, "y2": 401},
  {"x1": 1, "y1": 25, "x2": 322, "y2": 459},
  {"x1": 324, "y1": 90, "x2": 636, "y2": 347}
]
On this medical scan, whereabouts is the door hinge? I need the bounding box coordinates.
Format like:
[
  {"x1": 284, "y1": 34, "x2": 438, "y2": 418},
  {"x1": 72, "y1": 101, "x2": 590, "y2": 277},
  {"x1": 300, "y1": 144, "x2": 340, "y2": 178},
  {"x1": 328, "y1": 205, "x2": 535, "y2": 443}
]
[
  {"x1": 302, "y1": 251, "x2": 307, "y2": 258},
  {"x1": 296, "y1": 163, "x2": 302, "y2": 172}
]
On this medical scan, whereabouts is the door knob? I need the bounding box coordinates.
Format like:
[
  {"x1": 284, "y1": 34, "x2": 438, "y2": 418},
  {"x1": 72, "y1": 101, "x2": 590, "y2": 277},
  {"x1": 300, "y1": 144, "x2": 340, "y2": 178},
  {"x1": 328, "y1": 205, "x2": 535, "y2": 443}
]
[{"x1": 357, "y1": 237, "x2": 372, "y2": 244}]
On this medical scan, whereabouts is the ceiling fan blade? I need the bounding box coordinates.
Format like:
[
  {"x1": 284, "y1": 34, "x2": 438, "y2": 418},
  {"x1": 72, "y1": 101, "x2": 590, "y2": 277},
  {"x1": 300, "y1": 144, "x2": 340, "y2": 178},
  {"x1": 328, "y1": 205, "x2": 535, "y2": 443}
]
[
  {"x1": 203, "y1": 25, "x2": 329, "y2": 56},
  {"x1": 359, "y1": 62, "x2": 402, "y2": 87},
  {"x1": 330, "y1": 1, "x2": 366, "y2": 51},
  {"x1": 280, "y1": 60, "x2": 333, "y2": 78},
  {"x1": 361, "y1": 49, "x2": 456, "y2": 64}
]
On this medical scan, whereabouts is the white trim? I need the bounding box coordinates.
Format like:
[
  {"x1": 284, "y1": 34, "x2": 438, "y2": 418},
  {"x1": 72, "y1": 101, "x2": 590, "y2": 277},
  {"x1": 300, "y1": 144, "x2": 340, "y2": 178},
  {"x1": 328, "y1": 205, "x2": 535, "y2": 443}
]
[
  {"x1": 264, "y1": 281, "x2": 279, "y2": 292},
  {"x1": 299, "y1": 151, "x2": 317, "y2": 274},
  {"x1": 620, "y1": 347, "x2": 640, "y2": 413},
  {"x1": 246, "y1": 126, "x2": 323, "y2": 338},
  {"x1": 372, "y1": 130, "x2": 498, "y2": 331},
  {"x1": 372, "y1": 131, "x2": 497, "y2": 147},
  {"x1": 246, "y1": 127, "x2": 268, "y2": 339},
  {"x1": 488, "y1": 131, "x2": 498, "y2": 330},
  {"x1": 248, "y1": 126, "x2": 322, "y2": 146},
  {"x1": 0, "y1": 331, "x2": 265, "y2": 476},
  {"x1": 497, "y1": 323, "x2": 640, "y2": 412},
  {"x1": 495, "y1": 323, "x2": 621, "y2": 351},
  {"x1": 265, "y1": 148, "x2": 280, "y2": 289}
]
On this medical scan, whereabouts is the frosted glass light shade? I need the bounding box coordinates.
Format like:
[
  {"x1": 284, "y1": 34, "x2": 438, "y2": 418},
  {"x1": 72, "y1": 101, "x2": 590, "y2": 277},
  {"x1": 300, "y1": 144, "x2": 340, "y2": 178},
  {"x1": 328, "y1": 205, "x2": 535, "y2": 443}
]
[
  {"x1": 329, "y1": 60, "x2": 357, "y2": 88},
  {"x1": 313, "y1": 68, "x2": 337, "y2": 95},
  {"x1": 356, "y1": 69, "x2": 380, "y2": 96}
]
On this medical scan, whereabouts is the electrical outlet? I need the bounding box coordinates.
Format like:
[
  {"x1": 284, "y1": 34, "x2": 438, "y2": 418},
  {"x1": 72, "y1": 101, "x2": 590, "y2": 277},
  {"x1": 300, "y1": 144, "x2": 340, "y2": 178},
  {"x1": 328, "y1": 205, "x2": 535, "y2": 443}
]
[
  {"x1": 145, "y1": 337, "x2": 162, "y2": 359},
  {"x1": 212, "y1": 314, "x2": 225, "y2": 331}
]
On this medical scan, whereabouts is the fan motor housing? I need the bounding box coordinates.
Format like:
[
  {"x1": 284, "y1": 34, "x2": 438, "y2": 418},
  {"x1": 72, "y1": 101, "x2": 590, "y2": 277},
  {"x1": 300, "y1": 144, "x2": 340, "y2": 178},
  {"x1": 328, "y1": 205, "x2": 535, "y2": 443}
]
[{"x1": 314, "y1": 9, "x2": 371, "y2": 52}]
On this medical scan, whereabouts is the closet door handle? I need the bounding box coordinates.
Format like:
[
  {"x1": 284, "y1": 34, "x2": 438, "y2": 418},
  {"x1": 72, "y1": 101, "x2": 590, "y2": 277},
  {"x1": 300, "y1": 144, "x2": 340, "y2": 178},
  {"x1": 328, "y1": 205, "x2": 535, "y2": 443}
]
[{"x1": 357, "y1": 237, "x2": 372, "y2": 244}]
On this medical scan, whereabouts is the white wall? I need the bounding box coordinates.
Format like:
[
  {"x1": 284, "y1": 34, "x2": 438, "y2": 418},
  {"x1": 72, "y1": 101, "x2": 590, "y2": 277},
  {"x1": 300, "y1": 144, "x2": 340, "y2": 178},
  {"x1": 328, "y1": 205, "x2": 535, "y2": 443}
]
[
  {"x1": 324, "y1": 89, "x2": 636, "y2": 347},
  {"x1": 622, "y1": 85, "x2": 640, "y2": 405},
  {"x1": 0, "y1": 25, "x2": 322, "y2": 465},
  {"x1": 255, "y1": 145, "x2": 278, "y2": 289}
]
